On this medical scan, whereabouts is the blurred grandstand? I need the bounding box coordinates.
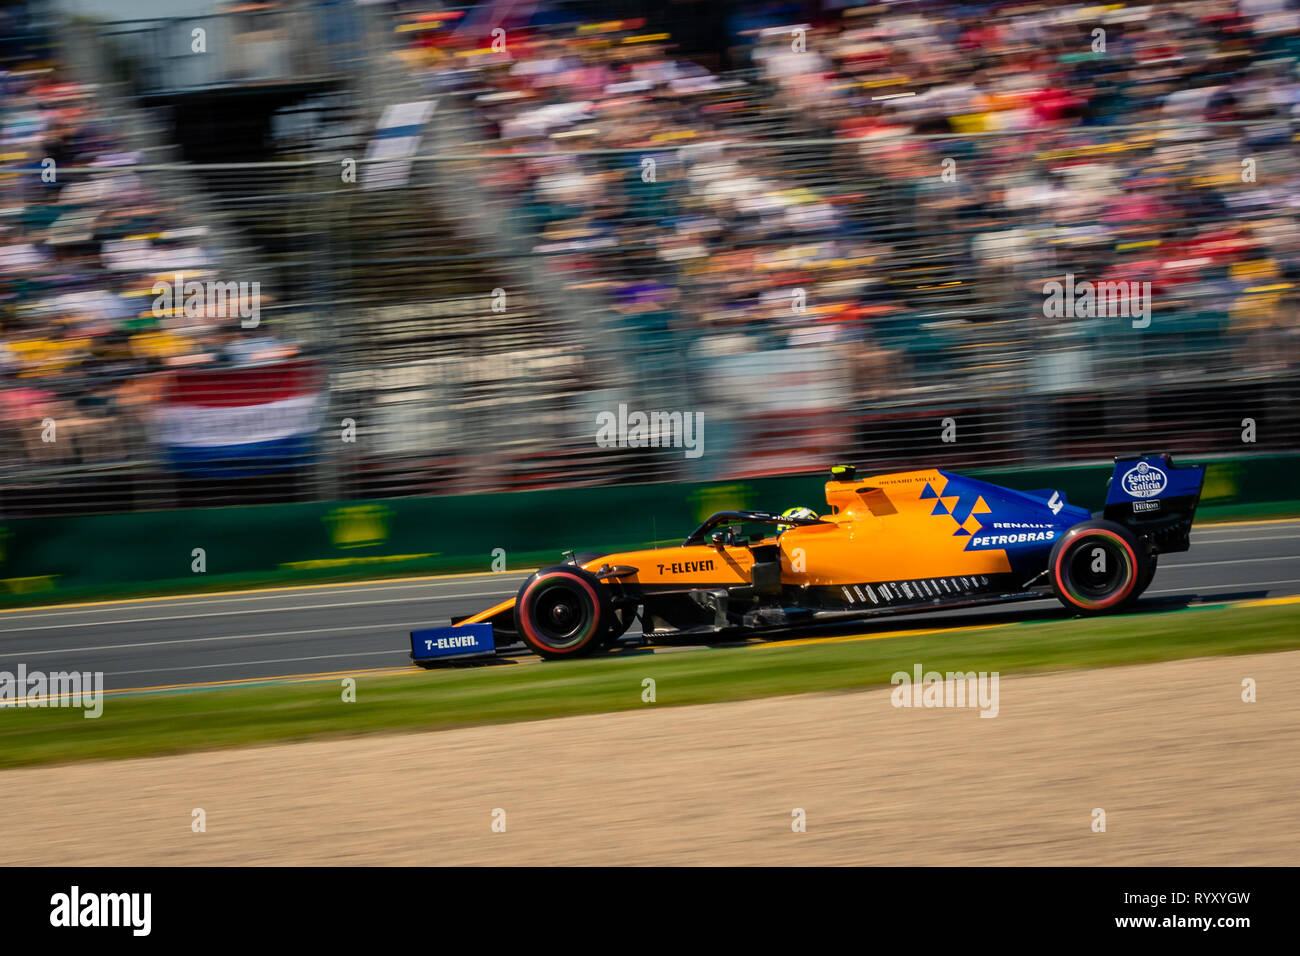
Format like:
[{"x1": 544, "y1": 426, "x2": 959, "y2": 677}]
[{"x1": 2, "y1": 0, "x2": 1299, "y2": 518}]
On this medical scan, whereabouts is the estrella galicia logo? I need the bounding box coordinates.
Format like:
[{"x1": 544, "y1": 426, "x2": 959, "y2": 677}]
[{"x1": 1120, "y1": 461, "x2": 1168, "y2": 499}]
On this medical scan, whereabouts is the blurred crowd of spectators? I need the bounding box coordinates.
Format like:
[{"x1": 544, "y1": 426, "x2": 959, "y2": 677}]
[
  {"x1": 0, "y1": 59, "x2": 296, "y2": 470},
  {"x1": 6, "y1": 0, "x2": 1300, "y2": 490},
  {"x1": 391, "y1": 0, "x2": 1300, "y2": 424}
]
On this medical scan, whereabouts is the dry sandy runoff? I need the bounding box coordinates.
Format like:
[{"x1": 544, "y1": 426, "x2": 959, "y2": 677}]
[{"x1": 2, "y1": 650, "x2": 1297, "y2": 865}]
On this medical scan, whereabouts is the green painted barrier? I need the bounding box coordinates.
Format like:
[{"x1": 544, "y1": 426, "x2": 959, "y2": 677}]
[{"x1": 1, "y1": 453, "x2": 1296, "y2": 606}]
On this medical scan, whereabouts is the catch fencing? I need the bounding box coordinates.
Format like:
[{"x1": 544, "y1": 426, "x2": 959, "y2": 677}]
[{"x1": 3, "y1": 119, "x2": 1298, "y2": 517}]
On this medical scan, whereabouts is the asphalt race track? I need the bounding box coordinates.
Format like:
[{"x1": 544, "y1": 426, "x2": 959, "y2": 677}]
[{"x1": 2, "y1": 519, "x2": 1298, "y2": 692}]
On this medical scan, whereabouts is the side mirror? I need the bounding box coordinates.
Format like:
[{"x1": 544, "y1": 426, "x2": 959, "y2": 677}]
[{"x1": 710, "y1": 530, "x2": 726, "y2": 549}]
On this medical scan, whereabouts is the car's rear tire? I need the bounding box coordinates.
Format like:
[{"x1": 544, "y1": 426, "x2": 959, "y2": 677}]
[
  {"x1": 1133, "y1": 553, "x2": 1158, "y2": 600},
  {"x1": 1049, "y1": 520, "x2": 1148, "y2": 614},
  {"x1": 514, "y1": 566, "x2": 610, "y2": 659}
]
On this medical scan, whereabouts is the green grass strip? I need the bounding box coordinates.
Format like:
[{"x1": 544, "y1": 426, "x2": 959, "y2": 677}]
[{"x1": 0, "y1": 601, "x2": 1296, "y2": 769}]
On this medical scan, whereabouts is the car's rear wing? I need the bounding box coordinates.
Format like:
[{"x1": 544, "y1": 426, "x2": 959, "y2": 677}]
[{"x1": 1103, "y1": 453, "x2": 1206, "y2": 553}]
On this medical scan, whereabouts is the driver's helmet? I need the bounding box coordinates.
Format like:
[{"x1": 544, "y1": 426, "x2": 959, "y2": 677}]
[{"x1": 776, "y1": 506, "x2": 819, "y2": 534}]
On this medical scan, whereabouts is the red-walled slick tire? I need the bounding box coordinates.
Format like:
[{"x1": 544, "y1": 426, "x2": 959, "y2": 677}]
[
  {"x1": 514, "y1": 566, "x2": 611, "y2": 659},
  {"x1": 1049, "y1": 520, "x2": 1148, "y2": 615}
]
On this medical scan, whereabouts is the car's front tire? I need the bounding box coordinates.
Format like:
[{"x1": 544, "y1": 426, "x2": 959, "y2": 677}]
[
  {"x1": 602, "y1": 603, "x2": 638, "y2": 646},
  {"x1": 514, "y1": 566, "x2": 610, "y2": 659},
  {"x1": 561, "y1": 552, "x2": 638, "y2": 648},
  {"x1": 1049, "y1": 520, "x2": 1148, "y2": 614}
]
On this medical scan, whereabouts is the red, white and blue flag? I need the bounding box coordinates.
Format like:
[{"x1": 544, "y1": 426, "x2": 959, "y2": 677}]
[{"x1": 155, "y1": 360, "x2": 323, "y2": 477}]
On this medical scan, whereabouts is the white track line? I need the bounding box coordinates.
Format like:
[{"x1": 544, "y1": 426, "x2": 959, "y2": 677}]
[
  {"x1": 0, "y1": 576, "x2": 527, "y2": 621},
  {"x1": 105, "y1": 648, "x2": 411, "y2": 678},
  {"x1": 1159, "y1": 556, "x2": 1300, "y2": 569},
  {"x1": 1147, "y1": 577, "x2": 1300, "y2": 594},
  {"x1": 0, "y1": 621, "x2": 431, "y2": 659},
  {"x1": 0, "y1": 591, "x2": 514, "y2": 635}
]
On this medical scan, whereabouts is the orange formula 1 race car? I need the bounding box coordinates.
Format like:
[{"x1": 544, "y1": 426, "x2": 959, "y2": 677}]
[{"x1": 410, "y1": 455, "x2": 1205, "y2": 663}]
